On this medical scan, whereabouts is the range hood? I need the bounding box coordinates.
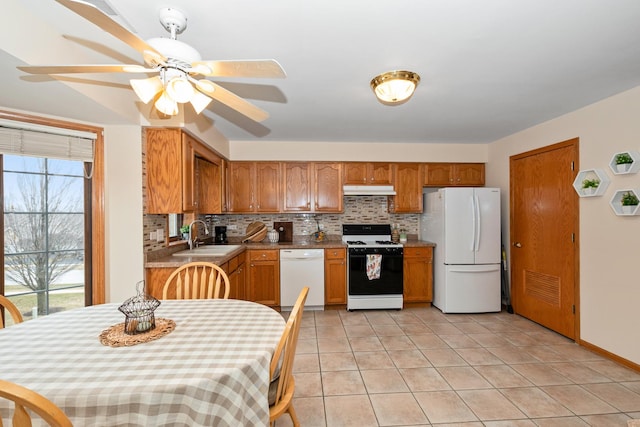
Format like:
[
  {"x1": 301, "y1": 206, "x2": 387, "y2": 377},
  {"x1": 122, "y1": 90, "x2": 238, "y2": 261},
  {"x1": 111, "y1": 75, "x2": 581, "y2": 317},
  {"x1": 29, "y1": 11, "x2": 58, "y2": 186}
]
[{"x1": 343, "y1": 185, "x2": 396, "y2": 196}]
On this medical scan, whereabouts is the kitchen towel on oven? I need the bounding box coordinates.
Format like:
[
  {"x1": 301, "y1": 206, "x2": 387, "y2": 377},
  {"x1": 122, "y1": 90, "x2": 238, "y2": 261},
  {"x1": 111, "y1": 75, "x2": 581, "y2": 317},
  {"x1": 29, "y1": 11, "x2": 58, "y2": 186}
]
[{"x1": 366, "y1": 254, "x2": 382, "y2": 280}]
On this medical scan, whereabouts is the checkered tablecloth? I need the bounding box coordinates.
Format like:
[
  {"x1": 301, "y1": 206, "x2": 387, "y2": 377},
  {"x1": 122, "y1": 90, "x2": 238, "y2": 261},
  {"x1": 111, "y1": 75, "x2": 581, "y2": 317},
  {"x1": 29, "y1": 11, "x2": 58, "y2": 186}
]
[{"x1": 0, "y1": 299, "x2": 285, "y2": 427}]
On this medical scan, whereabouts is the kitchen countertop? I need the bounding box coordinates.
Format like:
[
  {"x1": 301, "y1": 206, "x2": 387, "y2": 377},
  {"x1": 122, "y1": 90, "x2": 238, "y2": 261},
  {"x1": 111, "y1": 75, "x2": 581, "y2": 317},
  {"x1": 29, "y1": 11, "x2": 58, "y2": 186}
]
[{"x1": 145, "y1": 238, "x2": 435, "y2": 268}]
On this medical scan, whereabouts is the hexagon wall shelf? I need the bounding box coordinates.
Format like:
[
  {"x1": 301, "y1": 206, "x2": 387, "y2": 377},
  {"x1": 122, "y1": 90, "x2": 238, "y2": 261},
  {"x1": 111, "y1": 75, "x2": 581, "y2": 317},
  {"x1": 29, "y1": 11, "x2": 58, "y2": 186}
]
[
  {"x1": 610, "y1": 189, "x2": 640, "y2": 216},
  {"x1": 572, "y1": 168, "x2": 610, "y2": 197},
  {"x1": 609, "y1": 150, "x2": 640, "y2": 175}
]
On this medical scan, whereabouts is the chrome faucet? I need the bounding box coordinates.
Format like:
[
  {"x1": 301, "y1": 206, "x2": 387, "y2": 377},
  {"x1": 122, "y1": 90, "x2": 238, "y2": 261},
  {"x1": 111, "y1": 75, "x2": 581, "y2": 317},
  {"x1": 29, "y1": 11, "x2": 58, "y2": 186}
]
[{"x1": 188, "y1": 220, "x2": 210, "y2": 250}]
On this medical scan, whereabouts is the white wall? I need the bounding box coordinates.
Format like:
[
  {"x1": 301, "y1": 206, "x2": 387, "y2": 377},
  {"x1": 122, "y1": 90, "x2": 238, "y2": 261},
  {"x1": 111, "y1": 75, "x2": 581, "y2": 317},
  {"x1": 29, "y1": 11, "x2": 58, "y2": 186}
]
[
  {"x1": 231, "y1": 140, "x2": 488, "y2": 162},
  {"x1": 104, "y1": 126, "x2": 144, "y2": 303},
  {"x1": 487, "y1": 85, "x2": 640, "y2": 365}
]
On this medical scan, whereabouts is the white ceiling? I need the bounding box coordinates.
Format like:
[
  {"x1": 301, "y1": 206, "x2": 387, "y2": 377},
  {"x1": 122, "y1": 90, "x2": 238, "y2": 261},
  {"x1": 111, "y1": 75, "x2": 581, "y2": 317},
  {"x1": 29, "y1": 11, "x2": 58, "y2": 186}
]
[{"x1": 3, "y1": 0, "x2": 640, "y2": 144}]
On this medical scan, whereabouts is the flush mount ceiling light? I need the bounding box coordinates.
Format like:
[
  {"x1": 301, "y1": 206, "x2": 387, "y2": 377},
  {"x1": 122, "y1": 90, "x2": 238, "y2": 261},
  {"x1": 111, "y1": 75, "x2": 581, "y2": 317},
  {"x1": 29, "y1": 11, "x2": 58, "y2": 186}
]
[{"x1": 370, "y1": 70, "x2": 420, "y2": 105}]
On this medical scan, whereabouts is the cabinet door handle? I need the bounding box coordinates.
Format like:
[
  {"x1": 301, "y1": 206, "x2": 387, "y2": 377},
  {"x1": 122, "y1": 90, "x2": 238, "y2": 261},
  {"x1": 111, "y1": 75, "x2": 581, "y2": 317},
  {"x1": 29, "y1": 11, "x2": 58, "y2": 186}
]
[{"x1": 513, "y1": 242, "x2": 522, "y2": 248}]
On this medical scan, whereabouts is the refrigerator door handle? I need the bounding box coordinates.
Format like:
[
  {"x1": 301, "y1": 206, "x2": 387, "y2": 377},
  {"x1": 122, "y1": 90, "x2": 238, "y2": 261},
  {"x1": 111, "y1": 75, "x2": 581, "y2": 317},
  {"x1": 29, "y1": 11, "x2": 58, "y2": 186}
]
[
  {"x1": 473, "y1": 193, "x2": 481, "y2": 252},
  {"x1": 470, "y1": 194, "x2": 476, "y2": 251}
]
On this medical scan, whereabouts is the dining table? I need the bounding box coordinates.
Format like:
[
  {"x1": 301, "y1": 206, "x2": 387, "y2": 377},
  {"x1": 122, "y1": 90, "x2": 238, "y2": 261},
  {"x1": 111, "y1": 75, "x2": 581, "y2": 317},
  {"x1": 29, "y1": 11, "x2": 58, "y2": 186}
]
[{"x1": 0, "y1": 298, "x2": 286, "y2": 427}]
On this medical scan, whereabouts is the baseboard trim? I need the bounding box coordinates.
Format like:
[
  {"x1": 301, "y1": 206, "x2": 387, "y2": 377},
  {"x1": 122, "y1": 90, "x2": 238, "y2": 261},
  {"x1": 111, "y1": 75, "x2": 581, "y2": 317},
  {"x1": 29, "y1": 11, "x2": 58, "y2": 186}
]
[{"x1": 579, "y1": 339, "x2": 640, "y2": 373}]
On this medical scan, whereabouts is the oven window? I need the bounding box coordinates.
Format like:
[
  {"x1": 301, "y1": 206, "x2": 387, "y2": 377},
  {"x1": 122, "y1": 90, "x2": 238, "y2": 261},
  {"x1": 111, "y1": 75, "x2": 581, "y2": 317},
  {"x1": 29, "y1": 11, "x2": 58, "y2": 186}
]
[{"x1": 348, "y1": 252, "x2": 403, "y2": 295}]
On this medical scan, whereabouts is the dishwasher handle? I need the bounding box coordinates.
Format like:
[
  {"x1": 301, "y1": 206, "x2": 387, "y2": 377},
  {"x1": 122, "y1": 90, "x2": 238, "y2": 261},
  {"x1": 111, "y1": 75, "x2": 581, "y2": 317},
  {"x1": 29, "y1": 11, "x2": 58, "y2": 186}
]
[{"x1": 280, "y1": 249, "x2": 325, "y2": 259}]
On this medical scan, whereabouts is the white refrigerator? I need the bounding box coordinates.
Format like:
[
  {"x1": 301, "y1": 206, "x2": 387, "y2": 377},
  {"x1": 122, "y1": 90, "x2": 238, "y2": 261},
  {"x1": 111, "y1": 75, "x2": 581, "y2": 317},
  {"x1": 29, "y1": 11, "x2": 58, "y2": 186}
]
[{"x1": 420, "y1": 187, "x2": 502, "y2": 313}]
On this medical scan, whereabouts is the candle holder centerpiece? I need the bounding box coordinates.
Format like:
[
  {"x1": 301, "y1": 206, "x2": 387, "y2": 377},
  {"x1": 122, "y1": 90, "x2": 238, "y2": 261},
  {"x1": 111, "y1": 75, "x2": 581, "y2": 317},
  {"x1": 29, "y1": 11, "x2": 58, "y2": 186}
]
[{"x1": 118, "y1": 281, "x2": 160, "y2": 335}]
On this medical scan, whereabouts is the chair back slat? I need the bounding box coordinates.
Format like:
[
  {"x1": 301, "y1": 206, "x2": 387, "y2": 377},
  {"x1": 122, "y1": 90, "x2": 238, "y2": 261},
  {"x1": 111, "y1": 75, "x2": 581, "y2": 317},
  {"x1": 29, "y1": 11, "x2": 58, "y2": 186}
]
[{"x1": 163, "y1": 262, "x2": 231, "y2": 300}]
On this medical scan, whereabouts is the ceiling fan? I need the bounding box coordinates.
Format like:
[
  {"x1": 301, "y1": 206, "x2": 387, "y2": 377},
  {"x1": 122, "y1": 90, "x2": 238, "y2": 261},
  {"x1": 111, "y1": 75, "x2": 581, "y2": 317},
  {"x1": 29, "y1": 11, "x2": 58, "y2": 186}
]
[{"x1": 17, "y1": 0, "x2": 286, "y2": 121}]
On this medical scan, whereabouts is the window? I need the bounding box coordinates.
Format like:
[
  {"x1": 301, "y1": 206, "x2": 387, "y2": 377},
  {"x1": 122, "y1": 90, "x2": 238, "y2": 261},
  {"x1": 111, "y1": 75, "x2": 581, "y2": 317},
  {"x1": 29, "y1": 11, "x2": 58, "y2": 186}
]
[
  {"x1": 2, "y1": 155, "x2": 89, "y2": 323},
  {"x1": 0, "y1": 117, "x2": 101, "y2": 325},
  {"x1": 168, "y1": 213, "x2": 184, "y2": 241}
]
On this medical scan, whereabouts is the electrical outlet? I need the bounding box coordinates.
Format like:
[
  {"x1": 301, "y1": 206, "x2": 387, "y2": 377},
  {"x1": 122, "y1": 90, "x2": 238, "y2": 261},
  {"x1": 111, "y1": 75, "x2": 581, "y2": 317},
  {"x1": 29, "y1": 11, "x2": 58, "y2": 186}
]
[
  {"x1": 149, "y1": 231, "x2": 157, "y2": 241},
  {"x1": 156, "y1": 228, "x2": 164, "y2": 242},
  {"x1": 227, "y1": 224, "x2": 237, "y2": 230}
]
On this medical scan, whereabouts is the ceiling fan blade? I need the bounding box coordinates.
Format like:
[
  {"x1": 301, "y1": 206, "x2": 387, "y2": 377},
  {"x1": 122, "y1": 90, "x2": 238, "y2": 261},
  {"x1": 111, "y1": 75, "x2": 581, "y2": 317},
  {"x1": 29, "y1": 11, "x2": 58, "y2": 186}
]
[
  {"x1": 17, "y1": 64, "x2": 155, "y2": 74},
  {"x1": 195, "y1": 80, "x2": 269, "y2": 122},
  {"x1": 192, "y1": 60, "x2": 286, "y2": 78},
  {"x1": 55, "y1": 0, "x2": 167, "y2": 65}
]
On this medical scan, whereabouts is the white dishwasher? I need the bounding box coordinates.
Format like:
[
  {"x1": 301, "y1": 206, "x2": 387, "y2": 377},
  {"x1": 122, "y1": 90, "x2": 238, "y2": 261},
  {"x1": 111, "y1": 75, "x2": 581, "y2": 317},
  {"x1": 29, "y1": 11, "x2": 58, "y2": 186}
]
[{"x1": 280, "y1": 249, "x2": 325, "y2": 310}]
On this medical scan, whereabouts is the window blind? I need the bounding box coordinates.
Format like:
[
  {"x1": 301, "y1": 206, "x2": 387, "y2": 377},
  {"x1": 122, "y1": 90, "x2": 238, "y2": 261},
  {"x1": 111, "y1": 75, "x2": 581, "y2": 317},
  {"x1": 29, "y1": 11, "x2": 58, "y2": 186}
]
[{"x1": 0, "y1": 119, "x2": 96, "y2": 163}]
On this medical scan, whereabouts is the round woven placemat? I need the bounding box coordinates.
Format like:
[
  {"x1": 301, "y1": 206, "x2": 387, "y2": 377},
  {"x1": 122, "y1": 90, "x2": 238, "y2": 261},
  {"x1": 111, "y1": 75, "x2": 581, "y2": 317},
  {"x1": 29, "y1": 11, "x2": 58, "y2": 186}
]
[{"x1": 99, "y1": 318, "x2": 176, "y2": 347}]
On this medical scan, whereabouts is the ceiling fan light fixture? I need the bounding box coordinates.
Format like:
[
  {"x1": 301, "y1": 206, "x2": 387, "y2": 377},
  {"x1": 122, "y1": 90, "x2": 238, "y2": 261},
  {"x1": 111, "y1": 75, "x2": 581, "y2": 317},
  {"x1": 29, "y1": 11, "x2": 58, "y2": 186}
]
[
  {"x1": 130, "y1": 76, "x2": 163, "y2": 104},
  {"x1": 154, "y1": 91, "x2": 179, "y2": 116},
  {"x1": 194, "y1": 79, "x2": 216, "y2": 94},
  {"x1": 370, "y1": 70, "x2": 420, "y2": 105},
  {"x1": 166, "y1": 76, "x2": 194, "y2": 103},
  {"x1": 190, "y1": 91, "x2": 213, "y2": 114}
]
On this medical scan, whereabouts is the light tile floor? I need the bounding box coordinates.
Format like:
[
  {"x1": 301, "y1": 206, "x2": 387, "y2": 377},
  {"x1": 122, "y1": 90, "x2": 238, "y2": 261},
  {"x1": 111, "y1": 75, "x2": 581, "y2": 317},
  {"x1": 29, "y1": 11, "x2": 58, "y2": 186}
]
[{"x1": 275, "y1": 306, "x2": 640, "y2": 427}]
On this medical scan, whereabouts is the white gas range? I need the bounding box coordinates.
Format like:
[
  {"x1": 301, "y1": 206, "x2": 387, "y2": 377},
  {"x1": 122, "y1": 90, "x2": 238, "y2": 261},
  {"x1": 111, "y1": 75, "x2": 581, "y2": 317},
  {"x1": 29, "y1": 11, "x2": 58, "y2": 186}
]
[{"x1": 342, "y1": 224, "x2": 404, "y2": 310}]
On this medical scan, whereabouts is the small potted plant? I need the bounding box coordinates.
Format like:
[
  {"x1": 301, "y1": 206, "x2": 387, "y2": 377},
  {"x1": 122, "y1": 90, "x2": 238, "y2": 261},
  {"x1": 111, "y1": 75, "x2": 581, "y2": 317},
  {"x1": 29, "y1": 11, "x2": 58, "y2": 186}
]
[
  {"x1": 615, "y1": 152, "x2": 633, "y2": 173},
  {"x1": 581, "y1": 178, "x2": 600, "y2": 195},
  {"x1": 620, "y1": 191, "x2": 639, "y2": 214},
  {"x1": 180, "y1": 225, "x2": 190, "y2": 240}
]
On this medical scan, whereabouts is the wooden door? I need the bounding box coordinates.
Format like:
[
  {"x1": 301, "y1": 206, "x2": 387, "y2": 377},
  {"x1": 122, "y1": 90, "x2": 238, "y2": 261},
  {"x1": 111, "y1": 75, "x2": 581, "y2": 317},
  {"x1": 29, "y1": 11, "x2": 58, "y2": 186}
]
[
  {"x1": 325, "y1": 248, "x2": 346, "y2": 304},
  {"x1": 196, "y1": 157, "x2": 221, "y2": 214},
  {"x1": 510, "y1": 138, "x2": 578, "y2": 339},
  {"x1": 181, "y1": 133, "x2": 197, "y2": 212},
  {"x1": 314, "y1": 162, "x2": 343, "y2": 212},
  {"x1": 145, "y1": 128, "x2": 182, "y2": 214},
  {"x1": 343, "y1": 162, "x2": 368, "y2": 184},
  {"x1": 403, "y1": 247, "x2": 433, "y2": 303},
  {"x1": 228, "y1": 162, "x2": 254, "y2": 212},
  {"x1": 370, "y1": 163, "x2": 392, "y2": 184},
  {"x1": 454, "y1": 163, "x2": 485, "y2": 186},
  {"x1": 424, "y1": 163, "x2": 453, "y2": 186},
  {"x1": 390, "y1": 163, "x2": 423, "y2": 213},
  {"x1": 282, "y1": 162, "x2": 311, "y2": 211},
  {"x1": 255, "y1": 162, "x2": 280, "y2": 212},
  {"x1": 247, "y1": 250, "x2": 280, "y2": 306}
]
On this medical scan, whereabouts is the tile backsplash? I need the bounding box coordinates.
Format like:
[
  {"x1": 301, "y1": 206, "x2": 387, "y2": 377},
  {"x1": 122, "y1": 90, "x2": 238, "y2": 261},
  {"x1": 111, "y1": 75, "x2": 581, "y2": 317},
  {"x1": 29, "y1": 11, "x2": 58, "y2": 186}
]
[{"x1": 143, "y1": 196, "x2": 420, "y2": 252}]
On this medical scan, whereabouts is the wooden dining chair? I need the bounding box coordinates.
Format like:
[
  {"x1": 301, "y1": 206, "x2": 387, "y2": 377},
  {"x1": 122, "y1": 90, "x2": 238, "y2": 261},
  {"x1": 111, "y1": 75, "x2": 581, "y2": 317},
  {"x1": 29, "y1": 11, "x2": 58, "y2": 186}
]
[
  {"x1": 162, "y1": 261, "x2": 231, "y2": 300},
  {"x1": 268, "y1": 286, "x2": 309, "y2": 427},
  {"x1": 0, "y1": 295, "x2": 23, "y2": 329},
  {"x1": 0, "y1": 379, "x2": 72, "y2": 427}
]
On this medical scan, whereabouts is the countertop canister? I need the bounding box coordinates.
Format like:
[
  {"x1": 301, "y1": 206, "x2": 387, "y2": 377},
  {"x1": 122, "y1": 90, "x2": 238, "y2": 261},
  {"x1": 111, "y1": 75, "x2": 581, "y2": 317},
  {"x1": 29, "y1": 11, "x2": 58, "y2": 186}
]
[{"x1": 267, "y1": 228, "x2": 279, "y2": 243}]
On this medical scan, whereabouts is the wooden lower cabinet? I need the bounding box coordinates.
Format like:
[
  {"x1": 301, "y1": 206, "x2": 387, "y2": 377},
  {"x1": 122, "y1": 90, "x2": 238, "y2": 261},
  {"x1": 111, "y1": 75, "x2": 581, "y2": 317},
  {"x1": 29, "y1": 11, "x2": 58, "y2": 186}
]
[
  {"x1": 403, "y1": 247, "x2": 433, "y2": 303},
  {"x1": 145, "y1": 267, "x2": 175, "y2": 299},
  {"x1": 222, "y1": 252, "x2": 246, "y2": 300},
  {"x1": 145, "y1": 252, "x2": 247, "y2": 301},
  {"x1": 324, "y1": 248, "x2": 346, "y2": 305},
  {"x1": 246, "y1": 249, "x2": 280, "y2": 307}
]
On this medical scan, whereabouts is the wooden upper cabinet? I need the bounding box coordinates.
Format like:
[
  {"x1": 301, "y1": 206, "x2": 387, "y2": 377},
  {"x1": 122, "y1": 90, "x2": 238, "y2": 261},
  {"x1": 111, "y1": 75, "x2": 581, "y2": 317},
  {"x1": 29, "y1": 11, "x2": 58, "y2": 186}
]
[
  {"x1": 228, "y1": 162, "x2": 280, "y2": 213},
  {"x1": 282, "y1": 162, "x2": 343, "y2": 212},
  {"x1": 228, "y1": 162, "x2": 253, "y2": 212},
  {"x1": 196, "y1": 157, "x2": 221, "y2": 214},
  {"x1": 255, "y1": 162, "x2": 280, "y2": 212},
  {"x1": 389, "y1": 163, "x2": 423, "y2": 213},
  {"x1": 282, "y1": 162, "x2": 311, "y2": 211},
  {"x1": 454, "y1": 163, "x2": 485, "y2": 186},
  {"x1": 145, "y1": 128, "x2": 223, "y2": 214},
  {"x1": 424, "y1": 163, "x2": 485, "y2": 187},
  {"x1": 314, "y1": 162, "x2": 343, "y2": 212},
  {"x1": 343, "y1": 162, "x2": 391, "y2": 185}
]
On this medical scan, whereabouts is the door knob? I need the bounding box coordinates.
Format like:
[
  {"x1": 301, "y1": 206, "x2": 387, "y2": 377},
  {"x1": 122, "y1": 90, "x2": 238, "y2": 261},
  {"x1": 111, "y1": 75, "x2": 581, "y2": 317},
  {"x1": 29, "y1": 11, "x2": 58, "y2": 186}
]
[{"x1": 513, "y1": 242, "x2": 522, "y2": 248}]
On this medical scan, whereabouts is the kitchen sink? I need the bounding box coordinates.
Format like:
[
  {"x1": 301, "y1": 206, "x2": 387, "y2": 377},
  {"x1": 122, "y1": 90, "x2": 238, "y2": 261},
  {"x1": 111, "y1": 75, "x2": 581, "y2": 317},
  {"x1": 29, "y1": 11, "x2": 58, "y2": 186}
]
[{"x1": 173, "y1": 245, "x2": 242, "y2": 257}]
